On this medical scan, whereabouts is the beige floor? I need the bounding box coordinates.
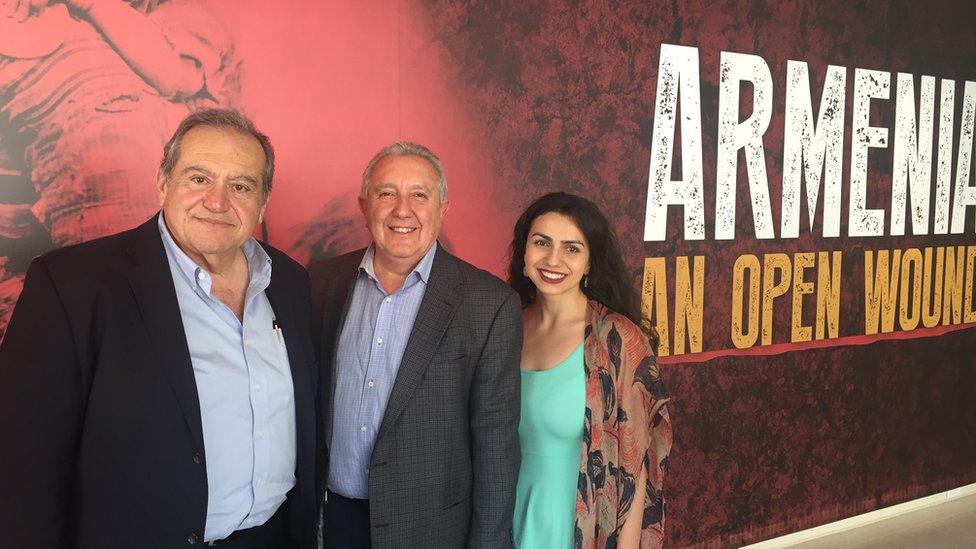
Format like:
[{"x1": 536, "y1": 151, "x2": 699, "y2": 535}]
[{"x1": 790, "y1": 494, "x2": 976, "y2": 548}]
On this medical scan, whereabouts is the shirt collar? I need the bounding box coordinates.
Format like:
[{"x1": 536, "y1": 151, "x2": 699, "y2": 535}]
[
  {"x1": 157, "y1": 213, "x2": 272, "y2": 291},
  {"x1": 359, "y1": 241, "x2": 437, "y2": 287}
]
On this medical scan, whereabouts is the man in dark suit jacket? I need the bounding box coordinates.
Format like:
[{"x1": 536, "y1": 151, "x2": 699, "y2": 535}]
[
  {"x1": 0, "y1": 110, "x2": 317, "y2": 548},
  {"x1": 309, "y1": 142, "x2": 522, "y2": 548}
]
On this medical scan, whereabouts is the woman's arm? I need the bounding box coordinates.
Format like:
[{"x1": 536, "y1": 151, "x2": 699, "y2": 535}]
[
  {"x1": 616, "y1": 315, "x2": 671, "y2": 548},
  {"x1": 618, "y1": 466, "x2": 648, "y2": 548}
]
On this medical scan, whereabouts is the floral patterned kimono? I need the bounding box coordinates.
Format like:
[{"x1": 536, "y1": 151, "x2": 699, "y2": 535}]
[{"x1": 574, "y1": 301, "x2": 672, "y2": 548}]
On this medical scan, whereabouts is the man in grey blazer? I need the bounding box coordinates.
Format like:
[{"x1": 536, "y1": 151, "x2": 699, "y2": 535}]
[{"x1": 309, "y1": 142, "x2": 521, "y2": 548}]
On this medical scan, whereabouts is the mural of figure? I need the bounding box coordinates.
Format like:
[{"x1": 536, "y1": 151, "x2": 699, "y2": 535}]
[{"x1": 0, "y1": 0, "x2": 241, "y2": 334}]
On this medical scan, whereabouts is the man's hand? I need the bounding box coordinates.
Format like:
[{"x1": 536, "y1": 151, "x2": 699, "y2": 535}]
[
  {"x1": 1, "y1": 0, "x2": 50, "y2": 22},
  {"x1": 58, "y1": 0, "x2": 94, "y2": 15},
  {"x1": 0, "y1": 203, "x2": 43, "y2": 240}
]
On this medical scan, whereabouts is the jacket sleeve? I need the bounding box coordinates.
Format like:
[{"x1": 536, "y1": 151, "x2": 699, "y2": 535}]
[
  {"x1": 467, "y1": 290, "x2": 522, "y2": 549},
  {"x1": 616, "y1": 319, "x2": 672, "y2": 548},
  {"x1": 0, "y1": 258, "x2": 84, "y2": 548}
]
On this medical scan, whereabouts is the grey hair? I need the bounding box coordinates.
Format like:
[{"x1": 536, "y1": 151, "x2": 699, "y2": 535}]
[
  {"x1": 360, "y1": 142, "x2": 447, "y2": 202},
  {"x1": 159, "y1": 108, "x2": 275, "y2": 199}
]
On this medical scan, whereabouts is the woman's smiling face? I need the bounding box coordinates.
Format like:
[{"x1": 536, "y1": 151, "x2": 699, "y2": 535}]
[{"x1": 523, "y1": 212, "x2": 590, "y2": 299}]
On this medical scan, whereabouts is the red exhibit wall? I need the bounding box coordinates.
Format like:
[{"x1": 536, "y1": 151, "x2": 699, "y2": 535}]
[
  {"x1": 204, "y1": 1, "x2": 511, "y2": 270},
  {"x1": 419, "y1": 1, "x2": 976, "y2": 545},
  {"x1": 1, "y1": 1, "x2": 974, "y2": 546}
]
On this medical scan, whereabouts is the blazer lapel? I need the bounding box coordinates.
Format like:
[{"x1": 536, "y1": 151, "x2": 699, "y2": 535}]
[
  {"x1": 264, "y1": 268, "x2": 314, "y2": 410},
  {"x1": 123, "y1": 215, "x2": 204, "y2": 453},
  {"x1": 323, "y1": 254, "x2": 363, "y2": 449},
  {"x1": 377, "y1": 247, "x2": 461, "y2": 441},
  {"x1": 264, "y1": 263, "x2": 316, "y2": 520}
]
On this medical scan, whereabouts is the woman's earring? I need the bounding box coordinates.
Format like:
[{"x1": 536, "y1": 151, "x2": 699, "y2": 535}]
[
  {"x1": 583, "y1": 274, "x2": 589, "y2": 288},
  {"x1": 523, "y1": 266, "x2": 529, "y2": 276}
]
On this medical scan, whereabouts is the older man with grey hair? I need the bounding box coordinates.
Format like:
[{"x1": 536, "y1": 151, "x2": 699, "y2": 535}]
[
  {"x1": 309, "y1": 142, "x2": 522, "y2": 548},
  {"x1": 0, "y1": 109, "x2": 318, "y2": 549}
]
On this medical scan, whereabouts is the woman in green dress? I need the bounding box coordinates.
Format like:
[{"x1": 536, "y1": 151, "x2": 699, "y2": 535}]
[{"x1": 508, "y1": 192, "x2": 672, "y2": 548}]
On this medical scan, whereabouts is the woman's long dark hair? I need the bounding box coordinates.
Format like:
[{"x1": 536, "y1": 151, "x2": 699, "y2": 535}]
[{"x1": 508, "y1": 192, "x2": 660, "y2": 353}]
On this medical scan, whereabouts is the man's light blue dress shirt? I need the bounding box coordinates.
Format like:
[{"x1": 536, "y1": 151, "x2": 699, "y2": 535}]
[
  {"x1": 328, "y1": 244, "x2": 437, "y2": 499},
  {"x1": 158, "y1": 215, "x2": 296, "y2": 542}
]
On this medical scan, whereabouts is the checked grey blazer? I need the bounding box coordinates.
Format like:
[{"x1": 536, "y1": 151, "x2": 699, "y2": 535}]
[{"x1": 309, "y1": 245, "x2": 522, "y2": 548}]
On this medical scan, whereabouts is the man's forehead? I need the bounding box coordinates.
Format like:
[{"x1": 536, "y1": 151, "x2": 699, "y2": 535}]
[
  {"x1": 374, "y1": 155, "x2": 438, "y2": 178},
  {"x1": 175, "y1": 127, "x2": 264, "y2": 164},
  {"x1": 180, "y1": 164, "x2": 260, "y2": 184},
  {"x1": 371, "y1": 179, "x2": 435, "y2": 190}
]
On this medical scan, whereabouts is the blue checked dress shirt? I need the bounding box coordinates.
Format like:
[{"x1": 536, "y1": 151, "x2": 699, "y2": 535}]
[
  {"x1": 158, "y1": 215, "x2": 296, "y2": 542},
  {"x1": 328, "y1": 243, "x2": 437, "y2": 499}
]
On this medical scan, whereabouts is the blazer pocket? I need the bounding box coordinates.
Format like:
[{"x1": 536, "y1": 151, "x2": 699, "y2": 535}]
[
  {"x1": 430, "y1": 350, "x2": 468, "y2": 364},
  {"x1": 425, "y1": 353, "x2": 468, "y2": 384},
  {"x1": 440, "y1": 495, "x2": 470, "y2": 512}
]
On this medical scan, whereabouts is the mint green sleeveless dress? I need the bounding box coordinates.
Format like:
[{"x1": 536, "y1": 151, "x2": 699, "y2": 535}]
[{"x1": 513, "y1": 344, "x2": 586, "y2": 548}]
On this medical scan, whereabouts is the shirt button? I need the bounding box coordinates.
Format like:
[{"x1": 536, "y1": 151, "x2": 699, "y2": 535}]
[
  {"x1": 384, "y1": 297, "x2": 392, "y2": 303},
  {"x1": 376, "y1": 338, "x2": 383, "y2": 345},
  {"x1": 367, "y1": 380, "x2": 375, "y2": 388},
  {"x1": 192, "y1": 452, "x2": 202, "y2": 464},
  {"x1": 196, "y1": 272, "x2": 205, "y2": 280},
  {"x1": 255, "y1": 383, "x2": 262, "y2": 391},
  {"x1": 360, "y1": 424, "x2": 367, "y2": 432},
  {"x1": 257, "y1": 430, "x2": 264, "y2": 438},
  {"x1": 186, "y1": 533, "x2": 200, "y2": 544}
]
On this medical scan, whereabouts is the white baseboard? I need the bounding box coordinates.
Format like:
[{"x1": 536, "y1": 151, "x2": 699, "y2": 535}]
[
  {"x1": 742, "y1": 482, "x2": 976, "y2": 548},
  {"x1": 947, "y1": 483, "x2": 976, "y2": 499}
]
